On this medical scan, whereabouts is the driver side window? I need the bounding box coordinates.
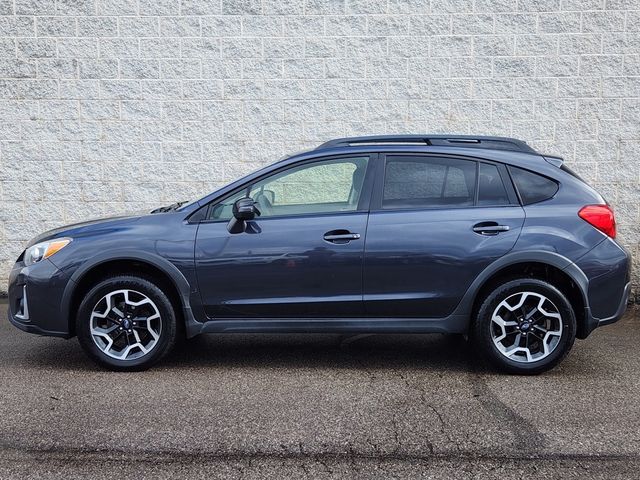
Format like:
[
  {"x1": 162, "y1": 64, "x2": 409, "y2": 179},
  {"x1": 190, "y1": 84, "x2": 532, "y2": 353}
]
[{"x1": 209, "y1": 156, "x2": 369, "y2": 220}]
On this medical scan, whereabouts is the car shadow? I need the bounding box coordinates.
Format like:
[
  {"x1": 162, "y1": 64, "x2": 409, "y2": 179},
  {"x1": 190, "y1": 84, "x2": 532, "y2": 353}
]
[
  {"x1": 24, "y1": 332, "x2": 485, "y2": 374},
  {"x1": 165, "y1": 332, "x2": 481, "y2": 373}
]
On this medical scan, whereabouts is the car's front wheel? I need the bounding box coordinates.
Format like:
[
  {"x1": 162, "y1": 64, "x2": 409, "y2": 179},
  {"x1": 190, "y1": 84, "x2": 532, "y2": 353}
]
[
  {"x1": 472, "y1": 278, "x2": 576, "y2": 375},
  {"x1": 76, "y1": 275, "x2": 178, "y2": 371}
]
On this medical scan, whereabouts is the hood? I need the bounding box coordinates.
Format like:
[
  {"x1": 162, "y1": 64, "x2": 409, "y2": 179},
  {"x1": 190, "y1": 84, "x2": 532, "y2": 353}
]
[{"x1": 27, "y1": 214, "x2": 143, "y2": 247}]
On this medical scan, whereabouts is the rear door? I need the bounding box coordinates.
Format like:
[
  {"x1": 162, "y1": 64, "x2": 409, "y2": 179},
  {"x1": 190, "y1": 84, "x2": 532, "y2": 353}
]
[{"x1": 363, "y1": 154, "x2": 525, "y2": 317}]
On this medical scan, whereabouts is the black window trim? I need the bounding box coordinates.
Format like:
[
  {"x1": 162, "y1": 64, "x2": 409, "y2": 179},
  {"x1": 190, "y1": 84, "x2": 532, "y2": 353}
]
[
  {"x1": 496, "y1": 162, "x2": 520, "y2": 205},
  {"x1": 372, "y1": 153, "x2": 520, "y2": 212},
  {"x1": 194, "y1": 153, "x2": 378, "y2": 224}
]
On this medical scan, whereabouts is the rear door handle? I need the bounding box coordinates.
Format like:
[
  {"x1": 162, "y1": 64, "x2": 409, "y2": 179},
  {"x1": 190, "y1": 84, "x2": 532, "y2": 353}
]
[
  {"x1": 323, "y1": 230, "x2": 361, "y2": 243},
  {"x1": 473, "y1": 223, "x2": 510, "y2": 235}
]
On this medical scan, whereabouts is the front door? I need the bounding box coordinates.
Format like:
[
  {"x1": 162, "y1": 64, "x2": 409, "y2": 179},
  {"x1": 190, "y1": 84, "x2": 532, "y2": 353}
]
[
  {"x1": 364, "y1": 154, "x2": 525, "y2": 317},
  {"x1": 195, "y1": 155, "x2": 374, "y2": 318}
]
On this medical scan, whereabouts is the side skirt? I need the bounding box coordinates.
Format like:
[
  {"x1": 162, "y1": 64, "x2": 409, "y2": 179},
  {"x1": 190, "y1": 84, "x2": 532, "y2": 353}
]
[{"x1": 188, "y1": 314, "x2": 469, "y2": 336}]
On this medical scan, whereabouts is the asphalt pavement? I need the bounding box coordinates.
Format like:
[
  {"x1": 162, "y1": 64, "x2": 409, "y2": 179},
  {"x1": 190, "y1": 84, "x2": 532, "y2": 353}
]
[{"x1": 1, "y1": 303, "x2": 639, "y2": 479}]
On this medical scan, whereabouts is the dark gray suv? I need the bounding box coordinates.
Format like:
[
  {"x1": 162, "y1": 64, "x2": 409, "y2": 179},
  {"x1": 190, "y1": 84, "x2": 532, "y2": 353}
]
[{"x1": 8, "y1": 135, "x2": 631, "y2": 374}]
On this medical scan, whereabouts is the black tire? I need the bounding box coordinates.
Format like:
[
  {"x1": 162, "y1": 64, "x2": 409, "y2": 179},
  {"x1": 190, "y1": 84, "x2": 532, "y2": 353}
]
[
  {"x1": 76, "y1": 275, "x2": 178, "y2": 371},
  {"x1": 472, "y1": 278, "x2": 576, "y2": 375}
]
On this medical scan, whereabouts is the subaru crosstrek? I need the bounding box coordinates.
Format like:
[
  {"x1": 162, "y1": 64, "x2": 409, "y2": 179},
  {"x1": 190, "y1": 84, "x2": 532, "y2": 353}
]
[{"x1": 7, "y1": 135, "x2": 632, "y2": 374}]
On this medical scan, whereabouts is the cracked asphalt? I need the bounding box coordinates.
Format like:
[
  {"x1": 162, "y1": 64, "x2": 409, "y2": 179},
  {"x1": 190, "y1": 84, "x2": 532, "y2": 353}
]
[{"x1": 1, "y1": 303, "x2": 639, "y2": 479}]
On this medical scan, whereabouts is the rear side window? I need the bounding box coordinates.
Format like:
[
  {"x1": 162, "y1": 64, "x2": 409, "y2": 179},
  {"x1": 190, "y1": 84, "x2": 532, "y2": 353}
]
[
  {"x1": 383, "y1": 156, "x2": 476, "y2": 209},
  {"x1": 478, "y1": 163, "x2": 510, "y2": 206},
  {"x1": 509, "y1": 166, "x2": 558, "y2": 205}
]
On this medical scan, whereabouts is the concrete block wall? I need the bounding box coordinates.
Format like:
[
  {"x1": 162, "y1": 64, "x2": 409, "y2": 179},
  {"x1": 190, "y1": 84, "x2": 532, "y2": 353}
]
[{"x1": 0, "y1": 0, "x2": 639, "y2": 299}]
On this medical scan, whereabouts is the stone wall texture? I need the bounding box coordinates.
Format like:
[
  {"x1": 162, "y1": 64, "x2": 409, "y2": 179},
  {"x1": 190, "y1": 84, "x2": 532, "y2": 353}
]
[{"x1": 0, "y1": 0, "x2": 639, "y2": 299}]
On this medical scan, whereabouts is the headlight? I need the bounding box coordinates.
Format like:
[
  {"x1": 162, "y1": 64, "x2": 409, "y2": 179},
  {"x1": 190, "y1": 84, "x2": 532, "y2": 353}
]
[{"x1": 23, "y1": 238, "x2": 72, "y2": 266}]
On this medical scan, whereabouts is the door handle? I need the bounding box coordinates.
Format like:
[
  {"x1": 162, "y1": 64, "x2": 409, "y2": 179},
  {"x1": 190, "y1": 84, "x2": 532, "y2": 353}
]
[
  {"x1": 472, "y1": 223, "x2": 510, "y2": 235},
  {"x1": 323, "y1": 230, "x2": 361, "y2": 243}
]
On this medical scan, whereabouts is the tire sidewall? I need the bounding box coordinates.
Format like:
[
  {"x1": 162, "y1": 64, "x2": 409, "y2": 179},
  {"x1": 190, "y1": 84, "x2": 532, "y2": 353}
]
[
  {"x1": 475, "y1": 278, "x2": 577, "y2": 374},
  {"x1": 76, "y1": 276, "x2": 177, "y2": 371}
]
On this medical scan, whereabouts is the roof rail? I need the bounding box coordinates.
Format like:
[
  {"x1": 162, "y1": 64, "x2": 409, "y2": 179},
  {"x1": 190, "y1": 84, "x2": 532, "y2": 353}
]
[{"x1": 316, "y1": 135, "x2": 538, "y2": 154}]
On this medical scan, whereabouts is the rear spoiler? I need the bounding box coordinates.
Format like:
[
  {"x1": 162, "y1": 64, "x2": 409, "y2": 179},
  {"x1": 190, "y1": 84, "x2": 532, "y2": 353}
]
[
  {"x1": 543, "y1": 155, "x2": 564, "y2": 167},
  {"x1": 545, "y1": 156, "x2": 589, "y2": 185}
]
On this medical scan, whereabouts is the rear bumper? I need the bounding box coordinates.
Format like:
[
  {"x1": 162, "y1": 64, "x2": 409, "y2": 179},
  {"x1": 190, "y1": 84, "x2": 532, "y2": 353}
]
[
  {"x1": 596, "y1": 281, "x2": 631, "y2": 327},
  {"x1": 583, "y1": 281, "x2": 631, "y2": 335},
  {"x1": 575, "y1": 238, "x2": 632, "y2": 338},
  {"x1": 7, "y1": 259, "x2": 72, "y2": 338}
]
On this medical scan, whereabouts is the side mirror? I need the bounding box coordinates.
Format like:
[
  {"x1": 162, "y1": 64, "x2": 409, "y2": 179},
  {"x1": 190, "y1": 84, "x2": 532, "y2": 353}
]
[
  {"x1": 233, "y1": 197, "x2": 260, "y2": 220},
  {"x1": 228, "y1": 197, "x2": 261, "y2": 233}
]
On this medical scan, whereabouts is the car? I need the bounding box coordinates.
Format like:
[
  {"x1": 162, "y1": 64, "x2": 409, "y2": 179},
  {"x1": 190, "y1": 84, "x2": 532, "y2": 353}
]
[{"x1": 7, "y1": 135, "x2": 632, "y2": 374}]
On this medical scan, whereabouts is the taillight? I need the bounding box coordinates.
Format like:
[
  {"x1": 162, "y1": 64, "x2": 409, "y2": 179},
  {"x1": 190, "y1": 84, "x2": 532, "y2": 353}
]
[{"x1": 578, "y1": 205, "x2": 616, "y2": 238}]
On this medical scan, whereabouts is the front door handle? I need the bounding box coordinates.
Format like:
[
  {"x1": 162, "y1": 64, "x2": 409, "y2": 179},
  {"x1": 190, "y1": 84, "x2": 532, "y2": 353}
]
[
  {"x1": 323, "y1": 230, "x2": 361, "y2": 244},
  {"x1": 473, "y1": 223, "x2": 510, "y2": 236}
]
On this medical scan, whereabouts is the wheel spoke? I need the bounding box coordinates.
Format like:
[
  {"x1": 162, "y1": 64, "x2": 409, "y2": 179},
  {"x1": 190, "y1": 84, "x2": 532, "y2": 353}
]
[
  {"x1": 513, "y1": 332, "x2": 522, "y2": 347},
  {"x1": 105, "y1": 315, "x2": 121, "y2": 325},
  {"x1": 492, "y1": 315, "x2": 518, "y2": 328},
  {"x1": 91, "y1": 325, "x2": 118, "y2": 336},
  {"x1": 132, "y1": 328, "x2": 142, "y2": 344}
]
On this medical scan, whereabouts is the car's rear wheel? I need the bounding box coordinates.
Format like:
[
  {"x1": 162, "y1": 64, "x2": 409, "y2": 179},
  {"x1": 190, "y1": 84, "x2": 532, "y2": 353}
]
[
  {"x1": 472, "y1": 278, "x2": 576, "y2": 375},
  {"x1": 76, "y1": 275, "x2": 178, "y2": 371}
]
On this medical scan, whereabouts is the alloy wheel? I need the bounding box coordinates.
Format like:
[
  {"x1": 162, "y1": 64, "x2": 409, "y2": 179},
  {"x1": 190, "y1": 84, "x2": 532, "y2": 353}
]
[
  {"x1": 490, "y1": 291, "x2": 563, "y2": 363},
  {"x1": 90, "y1": 289, "x2": 162, "y2": 360}
]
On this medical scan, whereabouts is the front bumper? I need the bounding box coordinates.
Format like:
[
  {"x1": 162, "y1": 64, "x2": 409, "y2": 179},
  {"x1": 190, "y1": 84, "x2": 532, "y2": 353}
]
[{"x1": 7, "y1": 259, "x2": 72, "y2": 338}]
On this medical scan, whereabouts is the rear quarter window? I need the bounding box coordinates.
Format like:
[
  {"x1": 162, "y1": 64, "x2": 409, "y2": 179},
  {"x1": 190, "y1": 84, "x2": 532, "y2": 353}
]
[{"x1": 509, "y1": 166, "x2": 559, "y2": 205}]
